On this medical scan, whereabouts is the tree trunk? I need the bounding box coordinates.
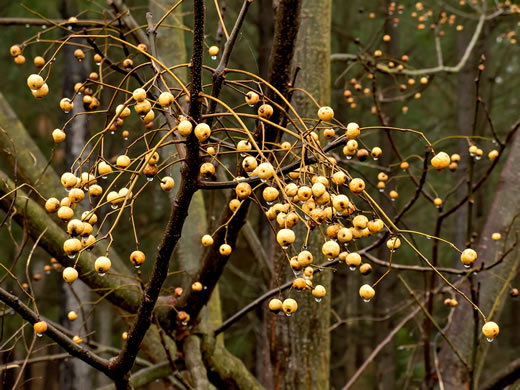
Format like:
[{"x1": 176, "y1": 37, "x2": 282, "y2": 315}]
[
  {"x1": 438, "y1": 129, "x2": 520, "y2": 389},
  {"x1": 266, "y1": 0, "x2": 332, "y2": 388}
]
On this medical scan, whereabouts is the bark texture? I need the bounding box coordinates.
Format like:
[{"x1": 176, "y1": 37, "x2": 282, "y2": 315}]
[
  {"x1": 267, "y1": 0, "x2": 332, "y2": 389},
  {"x1": 438, "y1": 131, "x2": 520, "y2": 388}
]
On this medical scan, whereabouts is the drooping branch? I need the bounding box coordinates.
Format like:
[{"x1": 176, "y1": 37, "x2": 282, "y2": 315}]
[
  {"x1": 0, "y1": 287, "x2": 111, "y2": 378},
  {"x1": 173, "y1": 0, "x2": 303, "y2": 327},
  {"x1": 0, "y1": 171, "x2": 142, "y2": 313}
]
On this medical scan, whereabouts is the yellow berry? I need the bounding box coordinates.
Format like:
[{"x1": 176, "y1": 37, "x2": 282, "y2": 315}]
[
  {"x1": 116, "y1": 155, "x2": 131, "y2": 169},
  {"x1": 32, "y1": 83, "x2": 49, "y2": 99},
  {"x1": 460, "y1": 248, "x2": 477, "y2": 266},
  {"x1": 192, "y1": 282, "x2": 203, "y2": 291},
  {"x1": 27, "y1": 74, "x2": 44, "y2": 90},
  {"x1": 371, "y1": 147, "x2": 382, "y2": 158},
  {"x1": 57, "y1": 206, "x2": 74, "y2": 221},
  {"x1": 130, "y1": 250, "x2": 146, "y2": 267},
  {"x1": 359, "y1": 284, "x2": 375, "y2": 301},
  {"x1": 219, "y1": 244, "x2": 232, "y2": 256},
  {"x1": 346, "y1": 252, "x2": 362, "y2": 268},
  {"x1": 268, "y1": 298, "x2": 283, "y2": 313},
  {"x1": 387, "y1": 237, "x2": 401, "y2": 250},
  {"x1": 194, "y1": 123, "x2": 211, "y2": 142},
  {"x1": 317, "y1": 106, "x2": 334, "y2": 121},
  {"x1": 282, "y1": 298, "x2": 298, "y2": 314},
  {"x1": 201, "y1": 234, "x2": 214, "y2": 247},
  {"x1": 208, "y1": 45, "x2": 219, "y2": 56},
  {"x1": 352, "y1": 215, "x2": 368, "y2": 230},
  {"x1": 33, "y1": 321, "x2": 48, "y2": 334},
  {"x1": 178, "y1": 120, "x2": 193, "y2": 137},
  {"x1": 277, "y1": 229, "x2": 295, "y2": 247},
  {"x1": 482, "y1": 321, "x2": 499, "y2": 340},
  {"x1": 63, "y1": 238, "x2": 82, "y2": 256},
  {"x1": 95, "y1": 256, "x2": 111, "y2": 274},
  {"x1": 158, "y1": 91, "x2": 174, "y2": 107},
  {"x1": 45, "y1": 197, "x2": 60, "y2": 213},
  {"x1": 431, "y1": 152, "x2": 450, "y2": 171},
  {"x1": 444, "y1": 298, "x2": 458, "y2": 307},
  {"x1": 160, "y1": 176, "x2": 175, "y2": 191},
  {"x1": 360, "y1": 263, "x2": 372, "y2": 275},
  {"x1": 132, "y1": 88, "x2": 147, "y2": 102},
  {"x1": 235, "y1": 182, "x2": 252, "y2": 199},
  {"x1": 68, "y1": 311, "x2": 78, "y2": 321},
  {"x1": 115, "y1": 104, "x2": 131, "y2": 119},
  {"x1": 322, "y1": 240, "x2": 340, "y2": 258},
  {"x1": 61, "y1": 172, "x2": 78, "y2": 189},
  {"x1": 63, "y1": 267, "x2": 79, "y2": 283},
  {"x1": 67, "y1": 219, "x2": 85, "y2": 236},
  {"x1": 368, "y1": 219, "x2": 384, "y2": 233},
  {"x1": 245, "y1": 91, "x2": 260, "y2": 105},
  {"x1": 68, "y1": 188, "x2": 85, "y2": 203},
  {"x1": 14, "y1": 55, "x2": 26, "y2": 65},
  {"x1": 10, "y1": 44, "x2": 22, "y2": 57},
  {"x1": 59, "y1": 98, "x2": 74, "y2": 113},
  {"x1": 488, "y1": 150, "x2": 499, "y2": 160},
  {"x1": 242, "y1": 156, "x2": 258, "y2": 172},
  {"x1": 349, "y1": 178, "x2": 365, "y2": 195},
  {"x1": 258, "y1": 104, "x2": 273, "y2": 119},
  {"x1": 312, "y1": 285, "x2": 327, "y2": 299},
  {"x1": 257, "y1": 162, "x2": 275, "y2": 180}
]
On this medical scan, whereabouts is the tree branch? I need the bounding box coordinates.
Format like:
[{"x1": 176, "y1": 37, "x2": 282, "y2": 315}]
[
  {"x1": 108, "y1": 0, "x2": 205, "y2": 378},
  {"x1": 0, "y1": 287, "x2": 111, "y2": 377}
]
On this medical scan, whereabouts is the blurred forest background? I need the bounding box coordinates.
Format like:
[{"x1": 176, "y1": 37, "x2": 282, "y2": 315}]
[{"x1": 0, "y1": 0, "x2": 519, "y2": 389}]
